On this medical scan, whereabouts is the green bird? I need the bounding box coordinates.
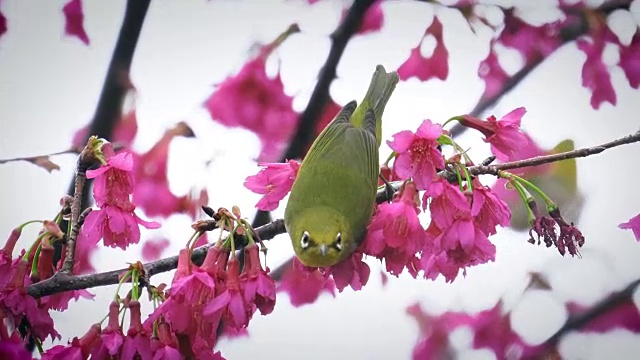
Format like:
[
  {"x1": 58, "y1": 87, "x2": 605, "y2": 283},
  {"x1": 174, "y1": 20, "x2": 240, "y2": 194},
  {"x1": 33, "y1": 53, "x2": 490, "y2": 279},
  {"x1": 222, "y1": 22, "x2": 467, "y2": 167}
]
[{"x1": 284, "y1": 65, "x2": 399, "y2": 267}]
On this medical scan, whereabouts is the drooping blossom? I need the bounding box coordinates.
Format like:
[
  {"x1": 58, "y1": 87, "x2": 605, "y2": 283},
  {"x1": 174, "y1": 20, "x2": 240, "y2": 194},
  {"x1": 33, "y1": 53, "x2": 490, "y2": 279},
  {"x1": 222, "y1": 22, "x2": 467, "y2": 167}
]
[
  {"x1": 42, "y1": 324, "x2": 101, "y2": 360},
  {"x1": 526, "y1": 200, "x2": 585, "y2": 257},
  {"x1": 203, "y1": 256, "x2": 250, "y2": 330},
  {"x1": 1, "y1": 228, "x2": 21, "y2": 286},
  {"x1": 362, "y1": 182, "x2": 425, "y2": 276},
  {"x1": 203, "y1": 55, "x2": 298, "y2": 162},
  {"x1": 87, "y1": 148, "x2": 135, "y2": 209},
  {"x1": 0, "y1": 260, "x2": 60, "y2": 342},
  {"x1": 278, "y1": 258, "x2": 336, "y2": 307},
  {"x1": 121, "y1": 301, "x2": 152, "y2": 360},
  {"x1": 240, "y1": 243, "x2": 276, "y2": 315},
  {"x1": 397, "y1": 17, "x2": 448, "y2": 82},
  {"x1": 387, "y1": 119, "x2": 444, "y2": 190},
  {"x1": 329, "y1": 252, "x2": 370, "y2": 292},
  {"x1": 619, "y1": 213, "x2": 640, "y2": 241},
  {"x1": 62, "y1": 0, "x2": 89, "y2": 45},
  {"x1": 145, "y1": 248, "x2": 221, "y2": 355},
  {"x1": 90, "y1": 301, "x2": 124, "y2": 358},
  {"x1": 459, "y1": 107, "x2": 529, "y2": 162},
  {"x1": 244, "y1": 160, "x2": 300, "y2": 211},
  {"x1": 141, "y1": 238, "x2": 171, "y2": 261},
  {"x1": 133, "y1": 122, "x2": 205, "y2": 218},
  {"x1": 478, "y1": 46, "x2": 509, "y2": 101},
  {"x1": 469, "y1": 178, "x2": 511, "y2": 236},
  {"x1": 577, "y1": 28, "x2": 617, "y2": 109},
  {"x1": 150, "y1": 321, "x2": 182, "y2": 360},
  {"x1": 0, "y1": 338, "x2": 31, "y2": 360},
  {"x1": 80, "y1": 204, "x2": 160, "y2": 250},
  {"x1": 80, "y1": 147, "x2": 160, "y2": 250},
  {"x1": 619, "y1": 31, "x2": 640, "y2": 89},
  {"x1": 420, "y1": 177, "x2": 499, "y2": 282}
]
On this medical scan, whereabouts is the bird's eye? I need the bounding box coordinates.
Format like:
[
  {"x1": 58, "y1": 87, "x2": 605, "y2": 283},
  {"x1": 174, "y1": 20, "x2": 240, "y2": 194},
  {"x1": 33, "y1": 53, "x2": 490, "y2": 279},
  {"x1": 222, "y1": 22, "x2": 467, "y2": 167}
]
[
  {"x1": 301, "y1": 231, "x2": 310, "y2": 249},
  {"x1": 334, "y1": 232, "x2": 342, "y2": 251}
]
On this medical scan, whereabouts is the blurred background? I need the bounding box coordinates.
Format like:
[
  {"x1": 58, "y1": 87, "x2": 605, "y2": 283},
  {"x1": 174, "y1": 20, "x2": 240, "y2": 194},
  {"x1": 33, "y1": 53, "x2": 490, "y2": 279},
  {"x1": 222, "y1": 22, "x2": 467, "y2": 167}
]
[{"x1": 1, "y1": 0, "x2": 640, "y2": 358}]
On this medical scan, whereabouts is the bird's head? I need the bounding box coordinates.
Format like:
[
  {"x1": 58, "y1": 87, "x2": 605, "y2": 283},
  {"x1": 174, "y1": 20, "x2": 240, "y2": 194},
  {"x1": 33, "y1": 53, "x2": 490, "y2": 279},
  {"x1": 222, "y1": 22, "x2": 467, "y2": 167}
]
[{"x1": 287, "y1": 207, "x2": 354, "y2": 267}]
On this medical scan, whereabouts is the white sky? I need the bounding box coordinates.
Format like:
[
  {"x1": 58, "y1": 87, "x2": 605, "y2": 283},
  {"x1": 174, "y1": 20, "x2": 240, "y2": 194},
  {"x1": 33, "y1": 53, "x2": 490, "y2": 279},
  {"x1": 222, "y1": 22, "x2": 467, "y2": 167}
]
[{"x1": 1, "y1": 0, "x2": 640, "y2": 359}]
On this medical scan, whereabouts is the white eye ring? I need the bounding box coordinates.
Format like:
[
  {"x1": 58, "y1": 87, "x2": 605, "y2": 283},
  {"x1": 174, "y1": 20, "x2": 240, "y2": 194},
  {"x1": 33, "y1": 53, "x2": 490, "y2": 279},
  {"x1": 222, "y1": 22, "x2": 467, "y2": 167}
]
[
  {"x1": 335, "y1": 232, "x2": 342, "y2": 251},
  {"x1": 301, "y1": 231, "x2": 310, "y2": 249}
]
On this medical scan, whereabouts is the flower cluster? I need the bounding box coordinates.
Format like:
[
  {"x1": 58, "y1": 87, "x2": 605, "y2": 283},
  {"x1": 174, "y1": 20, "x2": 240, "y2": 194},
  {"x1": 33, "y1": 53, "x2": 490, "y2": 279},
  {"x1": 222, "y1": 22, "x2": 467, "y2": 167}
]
[
  {"x1": 78, "y1": 143, "x2": 160, "y2": 252},
  {"x1": 142, "y1": 240, "x2": 275, "y2": 358}
]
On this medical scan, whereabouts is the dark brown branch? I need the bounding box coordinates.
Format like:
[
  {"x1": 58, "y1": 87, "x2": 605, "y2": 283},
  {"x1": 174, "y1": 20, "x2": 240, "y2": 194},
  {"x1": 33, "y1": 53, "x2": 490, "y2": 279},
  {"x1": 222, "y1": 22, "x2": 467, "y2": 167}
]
[
  {"x1": 546, "y1": 278, "x2": 640, "y2": 345},
  {"x1": 60, "y1": 158, "x2": 89, "y2": 273}
]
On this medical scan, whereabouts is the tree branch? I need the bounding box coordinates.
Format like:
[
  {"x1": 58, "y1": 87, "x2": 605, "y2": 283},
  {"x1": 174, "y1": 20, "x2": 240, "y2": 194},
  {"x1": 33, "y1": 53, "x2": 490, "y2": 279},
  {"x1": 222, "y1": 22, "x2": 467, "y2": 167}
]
[
  {"x1": 546, "y1": 277, "x2": 640, "y2": 345},
  {"x1": 468, "y1": 130, "x2": 640, "y2": 177},
  {"x1": 448, "y1": 0, "x2": 629, "y2": 137},
  {"x1": 27, "y1": 128, "x2": 640, "y2": 297}
]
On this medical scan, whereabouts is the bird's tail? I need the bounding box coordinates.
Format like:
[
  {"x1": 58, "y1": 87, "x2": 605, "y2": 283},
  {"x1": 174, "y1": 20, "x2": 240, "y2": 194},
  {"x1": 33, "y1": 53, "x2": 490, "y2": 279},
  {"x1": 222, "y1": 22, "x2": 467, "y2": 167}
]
[{"x1": 353, "y1": 65, "x2": 399, "y2": 146}]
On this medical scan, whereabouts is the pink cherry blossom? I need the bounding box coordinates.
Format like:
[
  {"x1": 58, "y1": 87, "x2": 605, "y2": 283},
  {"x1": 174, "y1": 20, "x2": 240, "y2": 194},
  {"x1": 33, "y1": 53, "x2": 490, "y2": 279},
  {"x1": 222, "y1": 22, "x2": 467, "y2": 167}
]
[
  {"x1": 478, "y1": 47, "x2": 509, "y2": 101},
  {"x1": 1, "y1": 260, "x2": 60, "y2": 342},
  {"x1": 459, "y1": 107, "x2": 529, "y2": 162},
  {"x1": 278, "y1": 258, "x2": 336, "y2": 307},
  {"x1": 330, "y1": 252, "x2": 370, "y2": 292},
  {"x1": 203, "y1": 256, "x2": 250, "y2": 330},
  {"x1": 1, "y1": 228, "x2": 21, "y2": 285},
  {"x1": 145, "y1": 248, "x2": 221, "y2": 354},
  {"x1": 150, "y1": 321, "x2": 182, "y2": 360},
  {"x1": 577, "y1": 30, "x2": 617, "y2": 109},
  {"x1": 240, "y1": 243, "x2": 276, "y2": 315},
  {"x1": 470, "y1": 179, "x2": 511, "y2": 236},
  {"x1": 362, "y1": 182, "x2": 425, "y2": 276},
  {"x1": 87, "y1": 150, "x2": 135, "y2": 210},
  {"x1": 387, "y1": 119, "x2": 444, "y2": 190},
  {"x1": 121, "y1": 301, "x2": 152, "y2": 360},
  {"x1": 80, "y1": 204, "x2": 160, "y2": 250},
  {"x1": 397, "y1": 17, "x2": 448, "y2": 82},
  {"x1": 244, "y1": 160, "x2": 300, "y2": 211},
  {"x1": 141, "y1": 238, "x2": 171, "y2": 261},
  {"x1": 62, "y1": 0, "x2": 89, "y2": 45},
  {"x1": 619, "y1": 213, "x2": 640, "y2": 241},
  {"x1": 620, "y1": 31, "x2": 640, "y2": 89},
  {"x1": 0, "y1": 338, "x2": 31, "y2": 360},
  {"x1": 203, "y1": 55, "x2": 298, "y2": 162},
  {"x1": 90, "y1": 301, "x2": 124, "y2": 358},
  {"x1": 407, "y1": 303, "x2": 472, "y2": 360},
  {"x1": 42, "y1": 324, "x2": 101, "y2": 360}
]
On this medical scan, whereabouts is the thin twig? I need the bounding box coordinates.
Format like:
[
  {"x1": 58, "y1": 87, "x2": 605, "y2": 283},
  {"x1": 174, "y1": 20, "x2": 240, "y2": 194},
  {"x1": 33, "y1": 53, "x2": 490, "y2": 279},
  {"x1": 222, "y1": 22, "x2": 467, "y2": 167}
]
[
  {"x1": 0, "y1": 149, "x2": 77, "y2": 164},
  {"x1": 469, "y1": 130, "x2": 640, "y2": 176}
]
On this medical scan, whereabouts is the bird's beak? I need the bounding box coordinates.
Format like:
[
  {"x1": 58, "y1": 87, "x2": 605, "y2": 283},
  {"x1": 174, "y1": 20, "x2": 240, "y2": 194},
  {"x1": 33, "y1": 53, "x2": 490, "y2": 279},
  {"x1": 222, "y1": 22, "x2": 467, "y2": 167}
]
[{"x1": 319, "y1": 244, "x2": 328, "y2": 256}]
